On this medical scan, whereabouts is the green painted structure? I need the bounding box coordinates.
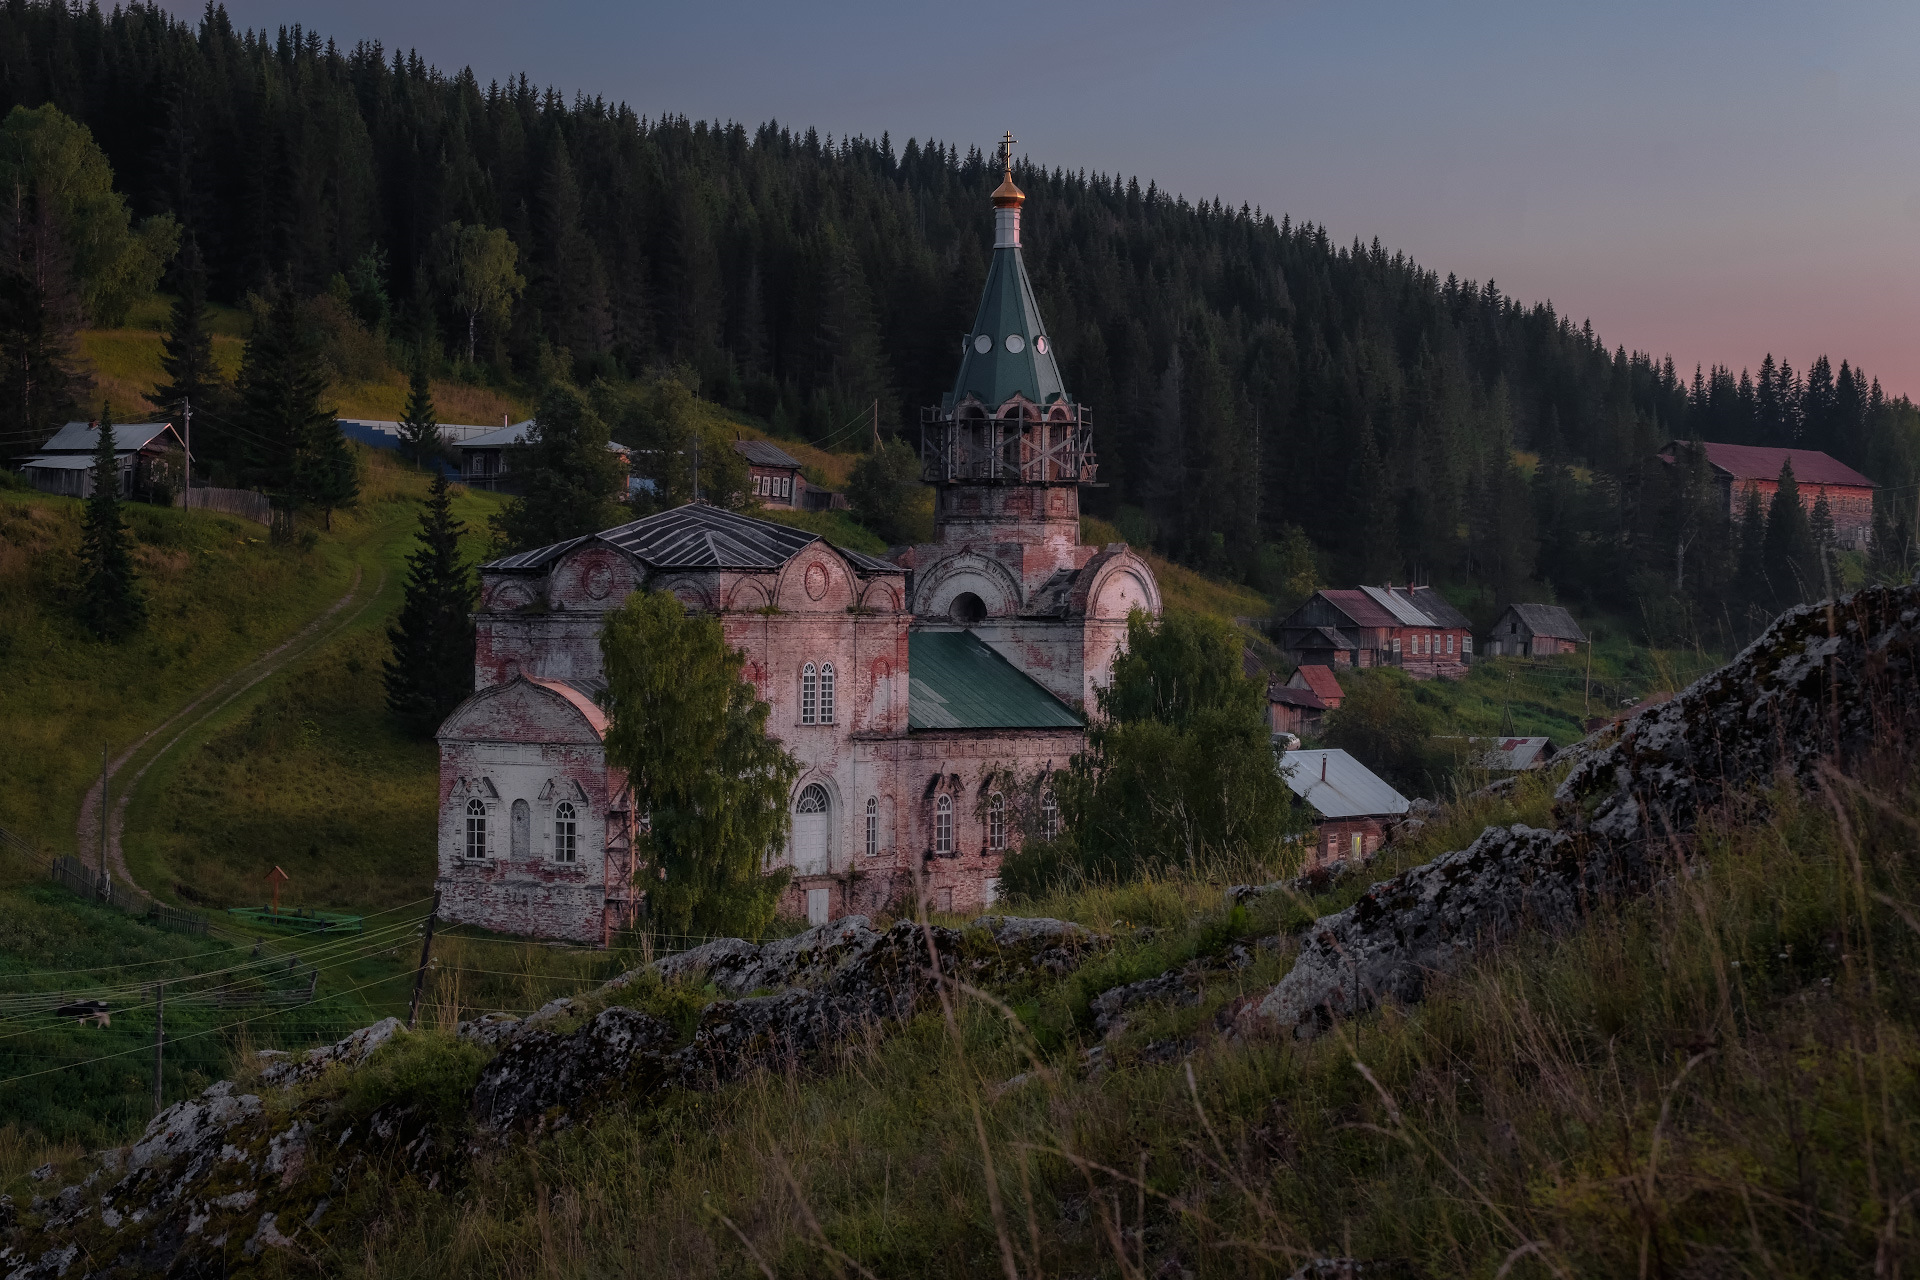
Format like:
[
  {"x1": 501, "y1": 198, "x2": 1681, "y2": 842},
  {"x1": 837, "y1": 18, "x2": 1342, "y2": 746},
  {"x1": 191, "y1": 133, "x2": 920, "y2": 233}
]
[{"x1": 907, "y1": 630, "x2": 1083, "y2": 730}]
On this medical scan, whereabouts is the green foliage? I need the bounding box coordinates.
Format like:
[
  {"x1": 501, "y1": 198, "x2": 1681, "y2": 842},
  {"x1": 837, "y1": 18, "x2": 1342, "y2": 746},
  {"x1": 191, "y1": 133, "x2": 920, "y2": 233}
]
[
  {"x1": 77, "y1": 404, "x2": 144, "y2": 638},
  {"x1": 489, "y1": 381, "x2": 626, "y2": 553},
  {"x1": 1250, "y1": 524, "x2": 1319, "y2": 616},
  {"x1": 1032, "y1": 610, "x2": 1301, "y2": 890},
  {"x1": 600, "y1": 591, "x2": 799, "y2": 939},
  {"x1": 147, "y1": 235, "x2": 222, "y2": 439},
  {"x1": 0, "y1": 104, "x2": 177, "y2": 326},
  {"x1": 342, "y1": 244, "x2": 391, "y2": 335},
  {"x1": 846, "y1": 436, "x2": 922, "y2": 544},
  {"x1": 0, "y1": 171, "x2": 90, "y2": 458},
  {"x1": 342, "y1": 1032, "x2": 487, "y2": 1134},
  {"x1": 396, "y1": 352, "x2": 442, "y2": 468},
  {"x1": 384, "y1": 471, "x2": 477, "y2": 736},
  {"x1": 430, "y1": 221, "x2": 524, "y2": 366},
  {"x1": 1763, "y1": 458, "x2": 1817, "y2": 603},
  {"x1": 592, "y1": 370, "x2": 745, "y2": 509},
  {"x1": 235, "y1": 287, "x2": 356, "y2": 526},
  {"x1": 1319, "y1": 666, "x2": 1459, "y2": 796}
]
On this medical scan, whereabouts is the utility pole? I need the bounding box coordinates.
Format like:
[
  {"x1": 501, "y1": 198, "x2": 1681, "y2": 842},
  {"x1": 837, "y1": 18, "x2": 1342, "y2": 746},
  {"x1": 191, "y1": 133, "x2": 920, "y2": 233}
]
[
  {"x1": 181, "y1": 396, "x2": 191, "y2": 509},
  {"x1": 1583, "y1": 636, "x2": 1594, "y2": 718},
  {"x1": 152, "y1": 982, "x2": 165, "y2": 1116},
  {"x1": 691, "y1": 434, "x2": 700, "y2": 503},
  {"x1": 406, "y1": 890, "x2": 442, "y2": 1031},
  {"x1": 871, "y1": 399, "x2": 880, "y2": 452}
]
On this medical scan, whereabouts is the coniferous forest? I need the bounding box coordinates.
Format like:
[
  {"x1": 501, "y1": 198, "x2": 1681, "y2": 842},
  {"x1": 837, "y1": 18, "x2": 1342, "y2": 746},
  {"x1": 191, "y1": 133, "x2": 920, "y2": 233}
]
[{"x1": 1, "y1": 1, "x2": 1916, "y2": 643}]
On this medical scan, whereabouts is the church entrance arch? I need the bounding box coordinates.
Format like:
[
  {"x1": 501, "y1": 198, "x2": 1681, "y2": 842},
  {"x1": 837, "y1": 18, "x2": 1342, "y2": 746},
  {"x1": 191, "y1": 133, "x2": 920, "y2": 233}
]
[{"x1": 793, "y1": 783, "x2": 832, "y2": 876}]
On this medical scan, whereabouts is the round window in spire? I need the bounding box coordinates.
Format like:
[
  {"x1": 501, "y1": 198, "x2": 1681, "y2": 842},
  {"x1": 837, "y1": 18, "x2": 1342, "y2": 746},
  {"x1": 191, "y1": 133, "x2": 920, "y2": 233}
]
[
  {"x1": 973, "y1": 334, "x2": 992, "y2": 354},
  {"x1": 1034, "y1": 336, "x2": 1048, "y2": 355},
  {"x1": 1004, "y1": 334, "x2": 1026, "y2": 354}
]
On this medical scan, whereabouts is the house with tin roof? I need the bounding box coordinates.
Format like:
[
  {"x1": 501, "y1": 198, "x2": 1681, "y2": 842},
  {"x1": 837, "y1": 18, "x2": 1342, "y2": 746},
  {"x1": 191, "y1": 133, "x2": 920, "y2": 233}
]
[
  {"x1": 1485, "y1": 603, "x2": 1587, "y2": 657},
  {"x1": 18, "y1": 420, "x2": 183, "y2": 500},
  {"x1": 1274, "y1": 585, "x2": 1474, "y2": 679},
  {"x1": 1278, "y1": 747, "x2": 1409, "y2": 869}
]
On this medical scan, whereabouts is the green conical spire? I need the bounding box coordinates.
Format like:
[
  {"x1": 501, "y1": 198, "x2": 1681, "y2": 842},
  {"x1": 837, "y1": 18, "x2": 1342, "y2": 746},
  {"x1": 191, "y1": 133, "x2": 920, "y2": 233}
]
[{"x1": 947, "y1": 141, "x2": 1070, "y2": 411}]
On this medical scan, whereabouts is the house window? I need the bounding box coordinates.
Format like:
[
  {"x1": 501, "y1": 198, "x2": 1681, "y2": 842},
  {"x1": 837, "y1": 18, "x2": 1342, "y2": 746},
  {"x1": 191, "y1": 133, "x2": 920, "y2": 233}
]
[
  {"x1": 1447, "y1": 634, "x2": 1454, "y2": 655},
  {"x1": 1041, "y1": 789, "x2": 1059, "y2": 841},
  {"x1": 465, "y1": 799, "x2": 487, "y2": 860},
  {"x1": 988, "y1": 792, "x2": 1006, "y2": 850},
  {"x1": 1463, "y1": 636, "x2": 1473, "y2": 655},
  {"x1": 935, "y1": 794, "x2": 954, "y2": 853},
  {"x1": 819, "y1": 663, "x2": 835, "y2": 724},
  {"x1": 865, "y1": 797, "x2": 878, "y2": 856},
  {"x1": 1391, "y1": 637, "x2": 1401, "y2": 657},
  {"x1": 554, "y1": 801, "x2": 578, "y2": 863},
  {"x1": 801, "y1": 663, "x2": 817, "y2": 724},
  {"x1": 1352, "y1": 832, "x2": 1363, "y2": 859}
]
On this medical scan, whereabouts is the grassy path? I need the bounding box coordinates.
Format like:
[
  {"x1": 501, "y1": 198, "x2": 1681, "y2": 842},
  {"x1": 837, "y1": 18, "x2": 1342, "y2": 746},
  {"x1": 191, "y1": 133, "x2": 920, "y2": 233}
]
[{"x1": 75, "y1": 563, "x2": 382, "y2": 896}]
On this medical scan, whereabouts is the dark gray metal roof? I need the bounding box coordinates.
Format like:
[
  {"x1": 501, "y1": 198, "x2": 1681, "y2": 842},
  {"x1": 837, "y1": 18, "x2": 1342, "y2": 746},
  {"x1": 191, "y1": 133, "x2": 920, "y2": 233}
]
[
  {"x1": 481, "y1": 503, "x2": 902, "y2": 577},
  {"x1": 1503, "y1": 603, "x2": 1587, "y2": 643},
  {"x1": 1409, "y1": 586, "x2": 1474, "y2": 630},
  {"x1": 1278, "y1": 749, "x2": 1410, "y2": 819},
  {"x1": 733, "y1": 439, "x2": 802, "y2": 469},
  {"x1": 39, "y1": 421, "x2": 178, "y2": 454}
]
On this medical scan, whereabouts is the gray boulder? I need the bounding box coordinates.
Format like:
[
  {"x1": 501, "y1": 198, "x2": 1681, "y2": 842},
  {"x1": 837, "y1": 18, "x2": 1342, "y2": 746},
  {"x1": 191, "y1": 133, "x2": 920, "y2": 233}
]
[{"x1": 472, "y1": 1006, "x2": 679, "y2": 1134}]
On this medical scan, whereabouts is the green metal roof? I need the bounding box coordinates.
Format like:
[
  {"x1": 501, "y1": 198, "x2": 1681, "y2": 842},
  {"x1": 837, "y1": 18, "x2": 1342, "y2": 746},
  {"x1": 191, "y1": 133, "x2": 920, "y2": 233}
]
[
  {"x1": 908, "y1": 630, "x2": 1083, "y2": 731},
  {"x1": 948, "y1": 246, "x2": 1070, "y2": 410}
]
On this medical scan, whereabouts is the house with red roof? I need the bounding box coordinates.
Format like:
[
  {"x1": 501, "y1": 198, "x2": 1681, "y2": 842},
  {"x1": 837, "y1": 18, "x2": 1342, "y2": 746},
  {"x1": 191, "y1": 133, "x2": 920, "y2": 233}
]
[
  {"x1": 1267, "y1": 663, "x2": 1345, "y2": 738},
  {"x1": 1273, "y1": 586, "x2": 1474, "y2": 679},
  {"x1": 1657, "y1": 441, "x2": 1876, "y2": 549}
]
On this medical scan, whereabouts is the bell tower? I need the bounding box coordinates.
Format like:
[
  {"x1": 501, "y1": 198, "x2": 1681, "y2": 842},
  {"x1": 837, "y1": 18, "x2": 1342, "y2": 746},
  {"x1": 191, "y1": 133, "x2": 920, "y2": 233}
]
[{"x1": 920, "y1": 132, "x2": 1097, "y2": 568}]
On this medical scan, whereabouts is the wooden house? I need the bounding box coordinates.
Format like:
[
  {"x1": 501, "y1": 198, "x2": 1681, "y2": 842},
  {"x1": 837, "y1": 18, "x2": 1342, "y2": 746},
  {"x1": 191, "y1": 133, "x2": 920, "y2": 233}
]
[
  {"x1": 18, "y1": 420, "x2": 183, "y2": 500},
  {"x1": 1278, "y1": 747, "x2": 1410, "y2": 870},
  {"x1": 1486, "y1": 603, "x2": 1586, "y2": 657},
  {"x1": 1274, "y1": 585, "x2": 1474, "y2": 679}
]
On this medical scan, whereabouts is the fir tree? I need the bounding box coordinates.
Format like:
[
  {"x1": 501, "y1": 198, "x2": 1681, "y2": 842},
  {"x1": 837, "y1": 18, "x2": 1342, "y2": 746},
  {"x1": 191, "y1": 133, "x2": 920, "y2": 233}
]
[
  {"x1": 396, "y1": 352, "x2": 441, "y2": 468},
  {"x1": 236, "y1": 287, "x2": 346, "y2": 531},
  {"x1": 384, "y1": 470, "x2": 477, "y2": 735},
  {"x1": 488, "y1": 381, "x2": 624, "y2": 554},
  {"x1": 1762, "y1": 460, "x2": 1816, "y2": 606},
  {"x1": 78, "y1": 402, "x2": 145, "y2": 638},
  {"x1": 149, "y1": 234, "x2": 222, "y2": 475},
  {"x1": 1733, "y1": 485, "x2": 1769, "y2": 618}
]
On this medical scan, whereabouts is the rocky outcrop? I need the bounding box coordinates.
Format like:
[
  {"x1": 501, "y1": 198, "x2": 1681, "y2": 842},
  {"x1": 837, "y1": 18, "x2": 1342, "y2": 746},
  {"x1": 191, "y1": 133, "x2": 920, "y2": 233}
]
[
  {"x1": 471, "y1": 1007, "x2": 679, "y2": 1133},
  {"x1": 1259, "y1": 585, "x2": 1920, "y2": 1036}
]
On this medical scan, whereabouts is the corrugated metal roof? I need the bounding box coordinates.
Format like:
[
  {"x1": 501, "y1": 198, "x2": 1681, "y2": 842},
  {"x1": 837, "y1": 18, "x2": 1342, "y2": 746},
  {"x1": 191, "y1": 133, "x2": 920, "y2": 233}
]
[
  {"x1": 1291, "y1": 665, "x2": 1343, "y2": 702},
  {"x1": 1663, "y1": 440, "x2": 1876, "y2": 488},
  {"x1": 38, "y1": 421, "x2": 177, "y2": 453},
  {"x1": 1409, "y1": 585, "x2": 1474, "y2": 630},
  {"x1": 1318, "y1": 589, "x2": 1399, "y2": 628},
  {"x1": 17, "y1": 454, "x2": 96, "y2": 470},
  {"x1": 481, "y1": 503, "x2": 904, "y2": 577},
  {"x1": 1278, "y1": 748, "x2": 1409, "y2": 819},
  {"x1": 907, "y1": 630, "x2": 1083, "y2": 731},
  {"x1": 1360, "y1": 585, "x2": 1433, "y2": 627},
  {"x1": 1269, "y1": 685, "x2": 1326, "y2": 710},
  {"x1": 1505, "y1": 603, "x2": 1587, "y2": 642},
  {"x1": 459, "y1": 419, "x2": 537, "y2": 449},
  {"x1": 733, "y1": 439, "x2": 802, "y2": 469}
]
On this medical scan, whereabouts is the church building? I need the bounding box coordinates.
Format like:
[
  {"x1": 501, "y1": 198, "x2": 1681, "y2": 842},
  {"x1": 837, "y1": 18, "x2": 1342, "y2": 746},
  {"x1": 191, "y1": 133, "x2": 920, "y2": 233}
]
[{"x1": 431, "y1": 141, "x2": 1162, "y2": 944}]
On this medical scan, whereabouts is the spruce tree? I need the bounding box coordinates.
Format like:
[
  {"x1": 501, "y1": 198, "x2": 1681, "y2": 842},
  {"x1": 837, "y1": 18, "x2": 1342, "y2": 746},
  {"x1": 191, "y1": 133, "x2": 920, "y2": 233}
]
[
  {"x1": 396, "y1": 352, "x2": 440, "y2": 468},
  {"x1": 237, "y1": 287, "x2": 349, "y2": 532},
  {"x1": 149, "y1": 234, "x2": 222, "y2": 472},
  {"x1": 488, "y1": 381, "x2": 624, "y2": 554},
  {"x1": 1762, "y1": 460, "x2": 1816, "y2": 605},
  {"x1": 79, "y1": 402, "x2": 145, "y2": 638},
  {"x1": 1733, "y1": 486, "x2": 1769, "y2": 619},
  {"x1": 384, "y1": 470, "x2": 477, "y2": 735}
]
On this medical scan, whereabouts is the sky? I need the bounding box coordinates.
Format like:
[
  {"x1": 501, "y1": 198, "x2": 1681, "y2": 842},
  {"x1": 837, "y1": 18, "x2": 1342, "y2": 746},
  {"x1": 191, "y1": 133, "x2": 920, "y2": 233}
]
[{"x1": 189, "y1": 0, "x2": 1920, "y2": 397}]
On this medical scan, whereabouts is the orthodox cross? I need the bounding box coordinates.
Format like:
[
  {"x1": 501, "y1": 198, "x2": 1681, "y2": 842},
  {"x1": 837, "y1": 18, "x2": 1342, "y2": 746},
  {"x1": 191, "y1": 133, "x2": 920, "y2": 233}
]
[
  {"x1": 266, "y1": 864, "x2": 289, "y2": 914},
  {"x1": 1000, "y1": 130, "x2": 1016, "y2": 174}
]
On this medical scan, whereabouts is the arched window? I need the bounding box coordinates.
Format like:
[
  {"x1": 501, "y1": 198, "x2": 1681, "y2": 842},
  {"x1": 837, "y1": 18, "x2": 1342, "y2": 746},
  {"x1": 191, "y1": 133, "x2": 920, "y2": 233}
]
[
  {"x1": 511, "y1": 798, "x2": 530, "y2": 859},
  {"x1": 797, "y1": 784, "x2": 830, "y2": 814},
  {"x1": 554, "y1": 801, "x2": 578, "y2": 863},
  {"x1": 819, "y1": 662, "x2": 835, "y2": 724},
  {"x1": 465, "y1": 799, "x2": 488, "y2": 860},
  {"x1": 865, "y1": 796, "x2": 878, "y2": 857},
  {"x1": 987, "y1": 792, "x2": 1006, "y2": 851},
  {"x1": 935, "y1": 794, "x2": 954, "y2": 854},
  {"x1": 801, "y1": 663, "x2": 817, "y2": 724},
  {"x1": 1041, "y1": 789, "x2": 1059, "y2": 841}
]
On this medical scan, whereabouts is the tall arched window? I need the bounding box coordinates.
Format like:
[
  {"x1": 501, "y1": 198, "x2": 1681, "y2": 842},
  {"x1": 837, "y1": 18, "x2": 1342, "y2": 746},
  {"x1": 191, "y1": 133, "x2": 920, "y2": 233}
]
[
  {"x1": 987, "y1": 792, "x2": 1006, "y2": 851},
  {"x1": 865, "y1": 796, "x2": 878, "y2": 857},
  {"x1": 935, "y1": 794, "x2": 954, "y2": 854},
  {"x1": 800, "y1": 663, "x2": 817, "y2": 724},
  {"x1": 1041, "y1": 789, "x2": 1059, "y2": 841},
  {"x1": 465, "y1": 799, "x2": 488, "y2": 860},
  {"x1": 554, "y1": 801, "x2": 578, "y2": 863},
  {"x1": 819, "y1": 662, "x2": 835, "y2": 724}
]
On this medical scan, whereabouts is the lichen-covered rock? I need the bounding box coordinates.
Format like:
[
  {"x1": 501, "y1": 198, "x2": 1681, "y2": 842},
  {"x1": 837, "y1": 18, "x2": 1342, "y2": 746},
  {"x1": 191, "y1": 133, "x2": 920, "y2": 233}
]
[
  {"x1": 1558, "y1": 585, "x2": 1920, "y2": 841},
  {"x1": 1090, "y1": 971, "x2": 1203, "y2": 1036},
  {"x1": 1257, "y1": 585, "x2": 1920, "y2": 1037},
  {"x1": 257, "y1": 1016, "x2": 402, "y2": 1088},
  {"x1": 472, "y1": 1006, "x2": 679, "y2": 1134}
]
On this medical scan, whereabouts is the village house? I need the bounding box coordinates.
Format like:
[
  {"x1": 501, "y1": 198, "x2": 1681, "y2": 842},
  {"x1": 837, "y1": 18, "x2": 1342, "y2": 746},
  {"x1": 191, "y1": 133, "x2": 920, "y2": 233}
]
[
  {"x1": 1278, "y1": 747, "x2": 1409, "y2": 870},
  {"x1": 1268, "y1": 663, "x2": 1342, "y2": 737},
  {"x1": 730, "y1": 438, "x2": 850, "y2": 513},
  {"x1": 18, "y1": 420, "x2": 183, "y2": 500},
  {"x1": 1274, "y1": 585, "x2": 1473, "y2": 678},
  {"x1": 1438, "y1": 735, "x2": 1558, "y2": 772},
  {"x1": 432, "y1": 144, "x2": 1162, "y2": 944},
  {"x1": 453, "y1": 418, "x2": 632, "y2": 494},
  {"x1": 1656, "y1": 440, "x2": 1876, "y2": 549},
  {"x1": 1484, "y1": 603, "x2": 1587, "y2": 657}
]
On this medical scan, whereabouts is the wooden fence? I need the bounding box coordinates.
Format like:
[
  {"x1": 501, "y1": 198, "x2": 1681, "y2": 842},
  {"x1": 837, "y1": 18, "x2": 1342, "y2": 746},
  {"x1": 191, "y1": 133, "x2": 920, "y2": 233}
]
[
  {"x1": 47, "y1": 855, "x2": 209, "y2": 936},
  {"x1": 176, "y1": 485, "x2": 272, "y2": 525}
]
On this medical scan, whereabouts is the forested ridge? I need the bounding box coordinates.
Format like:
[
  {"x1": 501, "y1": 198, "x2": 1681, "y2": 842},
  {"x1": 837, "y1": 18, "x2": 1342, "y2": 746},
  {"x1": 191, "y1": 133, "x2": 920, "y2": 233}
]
[{"x1": 2, "y1": 0, "x2": 1915, "y2": 638}]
